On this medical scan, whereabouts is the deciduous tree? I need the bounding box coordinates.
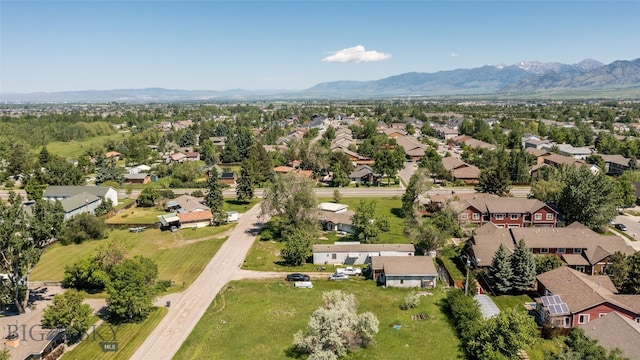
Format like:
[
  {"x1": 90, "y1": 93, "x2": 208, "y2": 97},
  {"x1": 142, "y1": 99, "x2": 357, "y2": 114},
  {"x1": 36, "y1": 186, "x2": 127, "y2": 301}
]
[
  {"x1": 351, "y1": 199, "x2": 390, "y2": 243},
  {"x1": 42, "y1": 290, "x2": 93, "y2": 341}
]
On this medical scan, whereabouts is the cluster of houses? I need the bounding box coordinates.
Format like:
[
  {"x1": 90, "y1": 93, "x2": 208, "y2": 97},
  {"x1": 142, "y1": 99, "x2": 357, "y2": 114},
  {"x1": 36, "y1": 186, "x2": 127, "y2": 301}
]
[{"x1": 159, "y1": 194, "x2": 238, "y2": 230}]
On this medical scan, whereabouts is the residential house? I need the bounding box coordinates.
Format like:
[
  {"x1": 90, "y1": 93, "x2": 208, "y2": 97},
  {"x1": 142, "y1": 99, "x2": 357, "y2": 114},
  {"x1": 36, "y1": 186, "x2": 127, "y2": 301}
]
[
  {"x1": 184, "y1": 151, "x2": 200, "y2": 161},
  {"x1": 177, "y1": 210, "x2": 213, "y2": 228},
  {"x1": 433, "y1": 126, "x2": 459, "y2": 140},
  {"x1": 531, "y1": 153, "x2": 600, "y2": 179},
  {"x1": 348, "y1": 165, "x2": 380, "y2": 185},
  {"x1": 165, "y1": 194, "x2": 210, "y2": 213},
  {"x1": 383, "y1": 128, "x2": 406, "y2": 138},
  {"x1": 600, "y1": 154, "x2": 632, "y2": 175},
  {"x1": 523, "y1": 136, "x2": 553, "y2": 150},
  {"x1": 441, "y1": 157, "x2": 481, "y2": 184},
  {"x1": 313, "y1": 243, "x2": 415, "y2": 265},
  {"x1": 209, "y1": 136, "x2": 226, "y2": 149},
  {"x1": 469, "y1": 222, "x2": 635, "y2": 273},
  {"x1": 375, "y1": 121, "x2": 389, "y2": 133},
  {"x1": 123, "y1": 173, "x2": 151, "y2": 184},
  {"x1": 612, "y1": 122, "x2": 630, "y2": 133},
  {"x1": 104, "y1": 151, "x2": 121, "y2": 160},
  {"x1": 129, "y1": 164, "x2": 151, "y2": 174},
  {"x1": 450, "y1": 196, "x2": 558, "y2": 228},
  {"x1": 318, "y1": 202, "x2": 356, "y2": 234},
  {"x1": 535, "y1": 267, "x2": 640, "y2": 328},
  {"x1": 168, "y1": 152, "x2": 187, "y2": 164},
  {"x1": 453, "y1": 135, "x2": 496, "y2": 150},
  {"x1": 395, "y1": 136, "x2": 426, "y2": 161},
  {"x1": 540, "y1": 143, "x2": 592, "y2": 160},
  {"x1": 581, "y1": 312, "x2": 640, "y2": 360},
  {"x1": 219, "y1": 172, "x2": 237, "y2": 186},
  {"x1": 43, "y1": 185, "x2": 118, "y2": 207},
  {"x1": 57, "y1": 192, "x2": 102, "y2": 220},
  {"x1": 274, "y1": 165, "x2": 295, "y2": 174},
  {"x1": 371, "y1": 256, "x2": 437, "y2": 288}
]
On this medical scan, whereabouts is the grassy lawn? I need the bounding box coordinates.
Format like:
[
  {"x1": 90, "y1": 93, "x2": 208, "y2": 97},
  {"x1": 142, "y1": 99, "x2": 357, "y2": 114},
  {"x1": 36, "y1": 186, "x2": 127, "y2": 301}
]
[
  {"x1": 62, "y1": 307, "x2": 167, "y2": 360},
  {"x1": 32, "y1": 225, "x2": 234, "y2": 290},
  {"x1": 491, "y1": 294, "x2": 534, "y2": 313},
  {"x1": 36, "y1": 133, "x2": 130, "y2": 159},
  {"x1": 106, "y1": 207, "x2": 167, "y2": 224},
  {"x1": 223, "y1": 198, "x2": 261, "y2": 213},
  {"x1": 175, "y1": 280, "x2": 461, "y2": 360}
]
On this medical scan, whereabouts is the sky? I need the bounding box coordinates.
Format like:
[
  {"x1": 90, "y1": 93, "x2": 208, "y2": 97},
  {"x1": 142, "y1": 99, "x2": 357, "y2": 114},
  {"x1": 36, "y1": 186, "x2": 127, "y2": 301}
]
[{"x1": 1, "y1": 1, "x2": 639, "y2": 93}]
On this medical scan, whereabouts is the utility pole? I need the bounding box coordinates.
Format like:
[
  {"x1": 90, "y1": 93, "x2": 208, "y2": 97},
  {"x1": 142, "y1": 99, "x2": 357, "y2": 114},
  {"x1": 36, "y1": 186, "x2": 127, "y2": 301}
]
[{"x1": 464, "y1": 256, "x2": 471, "y2": 296}]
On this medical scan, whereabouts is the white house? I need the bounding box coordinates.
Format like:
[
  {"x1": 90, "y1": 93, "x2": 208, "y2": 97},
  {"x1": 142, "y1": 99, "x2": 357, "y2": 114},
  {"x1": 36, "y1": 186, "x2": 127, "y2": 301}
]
[
  {"x1": 372, "y1": 256, "x2": 438, "y2": 288},
  {"x1": 318, "y1": 202, "x2": 356, "y2": 234},
  {"x1": 312, "y1": 243, "x2": 415, "y2": 265},
  {"x1": 129, "y1": 164, "x2": 152, "y2": 174},
  {"x1": 58, "y1": 192, "x2": 102, "y2": 220}
]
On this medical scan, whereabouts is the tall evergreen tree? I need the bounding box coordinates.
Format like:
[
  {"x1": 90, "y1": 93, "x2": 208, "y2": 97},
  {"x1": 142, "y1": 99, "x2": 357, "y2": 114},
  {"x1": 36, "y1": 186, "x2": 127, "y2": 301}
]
[
  {"x1": 488, "y1": 244, "x2": 513, "y2": 295},
  {"x1": 236, "y1": 163, "x2": 254, "y2": 203},
  {"x1": 205, "y1": 167, "x2": 225, "y2": 224},
  {"x1": 510, "y1": 239, "x2": 536, "y2": 292}
]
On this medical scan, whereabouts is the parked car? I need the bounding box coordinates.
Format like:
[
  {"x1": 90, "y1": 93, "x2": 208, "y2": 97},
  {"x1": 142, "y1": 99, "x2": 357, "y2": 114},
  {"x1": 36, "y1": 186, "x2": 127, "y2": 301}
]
[
  {"x1": 336, "y1": 267, "x2": 362, "y2": 276},
  {"x1": 328, "y1": 273, "x2": 349, "y2": 281},
  {"x1": 615, "y1": 223, "x2": 628, "y2": 231},
  {"x1": 286, "y1": 273, "x2": 310, "y2": 282}
]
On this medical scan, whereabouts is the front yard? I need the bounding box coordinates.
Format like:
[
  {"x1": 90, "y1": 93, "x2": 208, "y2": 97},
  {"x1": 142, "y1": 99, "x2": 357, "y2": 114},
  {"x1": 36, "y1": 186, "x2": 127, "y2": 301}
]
[{"x1": 175, "y1": 279, "x2": 461, "y2": 360}]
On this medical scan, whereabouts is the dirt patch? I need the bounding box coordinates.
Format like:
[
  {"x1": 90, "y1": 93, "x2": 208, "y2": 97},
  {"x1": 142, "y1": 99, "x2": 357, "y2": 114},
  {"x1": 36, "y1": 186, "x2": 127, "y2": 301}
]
[{"x1": 157, "y1": 228, "x2": 233, "y2": 249}]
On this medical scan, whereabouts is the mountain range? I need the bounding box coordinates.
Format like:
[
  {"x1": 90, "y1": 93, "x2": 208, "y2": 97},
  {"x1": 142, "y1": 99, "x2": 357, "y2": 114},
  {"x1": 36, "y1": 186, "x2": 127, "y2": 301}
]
[{"x1": 2, "y1": 58, "x2": 639, "y2": 102}]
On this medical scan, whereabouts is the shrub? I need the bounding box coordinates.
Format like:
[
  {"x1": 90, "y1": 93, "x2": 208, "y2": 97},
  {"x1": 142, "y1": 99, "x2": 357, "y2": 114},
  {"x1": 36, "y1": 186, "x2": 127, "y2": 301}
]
[{"x1": 400, "y1": 292, "x2": 421, "y2": 310}]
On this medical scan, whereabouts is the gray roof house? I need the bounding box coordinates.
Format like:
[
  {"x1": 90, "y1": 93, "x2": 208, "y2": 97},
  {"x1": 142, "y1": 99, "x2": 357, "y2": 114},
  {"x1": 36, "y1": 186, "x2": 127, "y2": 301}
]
[
  {"x1": 58, "y1": 192, "x2": 102, "y2": 220},
  {"x1": 371, "y1": 256, "x2": 437, "y2": 288},
  {"x1": 43, "y1": 185, "x2": 118, "y2": 207},
  {"x1": 313, "y1": 243, "x2": 415, "y2": 265},
  {"x1": 582, "y1": 312, "x2": 640, "y2": 360}
]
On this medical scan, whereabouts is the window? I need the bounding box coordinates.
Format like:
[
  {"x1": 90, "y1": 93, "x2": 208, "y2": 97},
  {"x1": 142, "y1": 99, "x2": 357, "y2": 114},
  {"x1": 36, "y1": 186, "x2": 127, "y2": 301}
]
[
  {"x1": 578, "y1": 314, "x2": 590, "y2": 324},
  {"x1": 546, "y1": 213, "x2": 554, "y2": 220},
  {"x1": 510, "y1": 213, "x2": 519, "y2": 220},
  {"x1": 400, "y1": 279, "x2": 404, "y2": 284},
  {"x1": 557, "y1": 248, "x2": 566, "y2": 254},
  {"x1": 472, "y1": 213, "x2": 480, "y2": 220},
  {"x1": 461, "y1": 213, "x2": 469, "y2": 220},
  {"x1": 534, "y1": 213, "x2": 542, "y2": 220},
  {"x1": 332, "y1": 254, "x2": 337, "y2": 260},
  {"x1": 576, "y1": 266, "x2": 586, "y2": 273},
  {"x1": 540, "y1": 248, "x2": 549, "y2": 254},
  {"x1": 635, "y1": 317, "x2": 640, "y2": 323},
  {"x1": 574, "y1": 248, "x2": 582, "y2": 254},
  {"x1": 494, "y1": 214, "x2": 505, "y2": 220}
]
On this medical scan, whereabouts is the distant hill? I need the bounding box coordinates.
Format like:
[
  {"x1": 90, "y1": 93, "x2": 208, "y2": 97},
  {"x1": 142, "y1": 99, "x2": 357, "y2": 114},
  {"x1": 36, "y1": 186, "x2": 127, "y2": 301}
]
[{"x1": 2, "y1": 58, "x2": 639, "y2": 102}]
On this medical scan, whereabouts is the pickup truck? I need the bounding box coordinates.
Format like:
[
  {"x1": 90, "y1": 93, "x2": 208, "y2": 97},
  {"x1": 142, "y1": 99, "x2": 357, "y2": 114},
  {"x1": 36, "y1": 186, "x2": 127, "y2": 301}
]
[{"x1": 336, "y1": 267, "x2": 362, "y2": 276}]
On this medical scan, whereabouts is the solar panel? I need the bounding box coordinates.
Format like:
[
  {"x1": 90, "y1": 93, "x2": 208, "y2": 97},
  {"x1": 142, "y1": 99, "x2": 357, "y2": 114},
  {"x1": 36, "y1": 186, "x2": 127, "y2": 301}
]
[
  {"x1": 552, "y1": 295, "x2": 562, "y2": 304},
  {"x1": 560, "y1": 303, "x2": 570, "y2": 314},
  {"x1": 541, "y1": 295, "x2": 570, "y2": 315},
  {"x1": 542, "y1": 296, "x2": 551, "y2": 306}
]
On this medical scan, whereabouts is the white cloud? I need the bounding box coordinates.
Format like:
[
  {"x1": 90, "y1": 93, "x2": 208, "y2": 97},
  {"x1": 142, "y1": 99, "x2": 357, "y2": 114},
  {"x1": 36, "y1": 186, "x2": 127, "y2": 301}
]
[
  {"x1": 450, "y1": 53, "x2": 459, "y2": 57},
  {"x1": 322, "y1": 45, "x2": 392, "y2": 63}
]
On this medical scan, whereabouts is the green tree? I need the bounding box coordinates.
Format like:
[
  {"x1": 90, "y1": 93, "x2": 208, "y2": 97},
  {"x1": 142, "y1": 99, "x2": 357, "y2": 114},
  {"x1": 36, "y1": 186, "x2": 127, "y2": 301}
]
[
  {"x1": 401, "y1": 168, "x2": 431, "y2": 217},
  {"x1": 476, "y1": 164, "x2": 512, "y2": 196},
  {"x1": 471, "y1": 310, "x2": 539, "y2": 359},
  {"x1": 373, "y1": 148, "x2": 404, "y2": 186},
  {"x1": 205, "y1": 167, "x2": 225, "y2": 224},
  {"x1": 488, "y1": 244, "x2": 513, "y2": 294},
  {"x1": 95, "y1": 157, "x2": 123, "y2": 185},
  {"x1": 329, "y1": 162, "x2": 350, "y2": 188},
  {"x1": 137, "y1": 187, "x2": 160, "y2": 207},
  {"x1": 614, "y1": 174, "x2": 637, "y2": 209},
  {"x1": 333, "y1": 188, "x2": 342, "y2": 203},
  {"x1": 281, "y1": 228, "x2": 315, "y2": 266},
  {"x1": 534, "y1": 255, "x2": 563, "y2": 275},
  {"x1": 261, "y1": 173, "x2": 319, "y2": 234},
  {"x1": 604, "y1": 251, "x2": 629, "y2": 291},
  {"x1": 293, "y1": 291, "x2": 379, "y2": 359},
  {"x1": 510, "y1": 239, "x2": 536, "y2": 292},
  {"x1": 59, "y1": 213, "x2": 106, "y2": 245},
  {"x1": 351, "y1": 199, "x2": 390, "y2": 243},
  {"x1": 24, "y1": 177, "x2": 46, "y2": 200},
  {"x1": 177, "y1": 128, "x2": 196, "y2": 147},
  {"x1": 556, "y1": 166, "x2": 617, "y2": 231},
  {"x1": 622, "y1": 251, "x2": 640, "y2": 294},
  {"x1": 404, "y1": 220, "x2": 445, "y2": 254},
  {"x1": 554, "y1": 327, "x2": 628, "y2": 360},
  {"x1": 38, "y1": 147, "x2": 51, "y2": 166},
  {"x1": 236, "y1": 164, "x2": 254, "y2": 204},
  {"x1": 106, "y1": 256, "x2": 158, "y2": 323},
  {"x1": 42, "y1": 290, "x2": 93, "y2": 341},
  {"x1": 529, "y1": 179, "x2": 563, "y2": 202}
]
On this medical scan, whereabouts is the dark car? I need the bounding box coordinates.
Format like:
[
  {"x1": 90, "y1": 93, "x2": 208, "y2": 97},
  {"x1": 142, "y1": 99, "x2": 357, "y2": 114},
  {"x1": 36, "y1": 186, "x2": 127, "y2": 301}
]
[
  {"x1": 286, "y1": 273, "x2": 310, "y2": 282},
  {"x1": 615, "y1": 223, "x2": 628, "y2": 231}
]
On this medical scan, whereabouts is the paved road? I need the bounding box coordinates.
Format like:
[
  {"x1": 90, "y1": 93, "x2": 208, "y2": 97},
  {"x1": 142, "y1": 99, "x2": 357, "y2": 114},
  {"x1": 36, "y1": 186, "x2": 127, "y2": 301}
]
[
  {"x1": 130, "y1": 204, "x2": 270, "y2": 360},
  {"x1": 614, "y1": 212, "x2": 640, "y2": 251}
]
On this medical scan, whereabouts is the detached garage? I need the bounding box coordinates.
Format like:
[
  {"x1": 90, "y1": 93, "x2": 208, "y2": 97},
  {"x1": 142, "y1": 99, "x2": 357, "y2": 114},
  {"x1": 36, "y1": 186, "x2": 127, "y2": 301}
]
[{"x1": 373, "y1": 256, "x2": 438, "y2": 288}]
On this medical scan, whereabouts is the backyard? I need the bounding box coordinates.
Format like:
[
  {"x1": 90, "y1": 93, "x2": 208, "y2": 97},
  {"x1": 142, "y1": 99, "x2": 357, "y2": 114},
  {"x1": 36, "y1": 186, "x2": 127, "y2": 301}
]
[
  {"x1": 31, "y1": 224, "x2": 234, "y2": 291},
  {"x1": 175, "y1": 279, "x2": 461, "y2": 360}
]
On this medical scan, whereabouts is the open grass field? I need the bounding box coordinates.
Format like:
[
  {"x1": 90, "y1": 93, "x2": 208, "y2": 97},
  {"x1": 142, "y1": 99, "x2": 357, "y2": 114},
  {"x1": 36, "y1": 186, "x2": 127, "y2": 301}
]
[
  {"x1": 62, "y1": 307, "x2": 168, "y2": 360},
  {"x1": 36, "y1": 133, "x2": 131, "y2": 159},
  {"x1": 105, "y1": 207, "x2": 167, "y2": 224},
  {"x1": 242, "y1": 197, "x2": 406, "y2": 272},
  {"x1": 175, "y1": 279, "x2": 461, "y2": 360},
  {"x1": 31, "y1": 224, "x2": 234, "y2": 290}
]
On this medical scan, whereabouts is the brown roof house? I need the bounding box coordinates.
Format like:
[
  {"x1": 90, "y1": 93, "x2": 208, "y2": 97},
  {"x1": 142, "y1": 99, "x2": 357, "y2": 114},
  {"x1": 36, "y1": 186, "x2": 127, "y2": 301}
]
[
  {"x1": 371, "y1": 256, "x2": 437, "y2": 288},
  {"x1": 441, "y1": 157, "x2": 481, "y2": 184},
  {"x1": 535, "y1": 267, "x2": 640, "y2": 328},
  {"x1": 582, "y1": 312, "x2": 640, "y2": 360},
  {"x1": 177, "y1": 210, "x2": 213, "y2": 229}
]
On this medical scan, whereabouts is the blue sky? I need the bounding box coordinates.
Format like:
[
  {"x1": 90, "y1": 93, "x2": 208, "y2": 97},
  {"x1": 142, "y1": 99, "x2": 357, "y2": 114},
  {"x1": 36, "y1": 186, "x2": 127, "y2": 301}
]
[{"x1": 1, "y1": 1, "x2": 639, "y2": 93}]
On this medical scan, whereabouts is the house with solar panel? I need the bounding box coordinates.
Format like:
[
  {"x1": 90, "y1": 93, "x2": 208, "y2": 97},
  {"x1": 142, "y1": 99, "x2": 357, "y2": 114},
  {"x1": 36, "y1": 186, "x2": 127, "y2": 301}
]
[{"x1": 535, "y1": 267, "x2": 640, "y2": 328}]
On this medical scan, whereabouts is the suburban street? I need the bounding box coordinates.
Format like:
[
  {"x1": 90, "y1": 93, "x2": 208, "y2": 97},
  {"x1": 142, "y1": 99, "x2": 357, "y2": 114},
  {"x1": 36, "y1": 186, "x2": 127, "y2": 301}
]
[{"x1": 613, "y1": 212, "x2": 640, "y2": 251}]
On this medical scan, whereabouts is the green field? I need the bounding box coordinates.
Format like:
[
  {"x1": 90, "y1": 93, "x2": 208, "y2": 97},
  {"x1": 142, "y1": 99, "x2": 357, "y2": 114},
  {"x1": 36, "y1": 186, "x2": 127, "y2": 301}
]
[
  {"x1": 36, "y1": 133, "x2": 131, "y2": 159},
  {"x1": 31, "y1": 224, "x2": 234, "y2": 290},
  {"x1": 62, "y1": 307, "x2": 167, "y2": 360},
  {"x1": 175, "y1": 280, "x2": 461, "y2": 360}
]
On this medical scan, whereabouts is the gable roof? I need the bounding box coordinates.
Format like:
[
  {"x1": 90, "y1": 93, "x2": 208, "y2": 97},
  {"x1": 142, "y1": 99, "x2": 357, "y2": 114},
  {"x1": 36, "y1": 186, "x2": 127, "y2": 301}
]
[
  {"x1": 173, "y1": 194, "x2": 210, "y2": 213},
  {"x1": 349, "y1": 165, "x2": 378, "y2": 179},
  {"x1": 441, "y1": 156, "x2": 468, "y2": 171},
  {"x1": 177, "y1": 210, "x2": 213, "y2": 223},
  {"x1": 43, "y1": 185, "x2": 113, "y2": 199},
  {"x1": 313, "y1": 243, "x2": 415, "y2": 253},
  {"x1": 537, "y1": 267, "x2": 640, "y2": 315},
  {"x1": 59, "y1": 192, "x2": 101, "y2": 213},
  {"x1": 470, "y1": 223, "x2": 514, "y2": 267},
  {"x1": 582, "y1": 312, "x2": 640, "y2": 360},
  {"x1": 219, "y1": 172, "x2": 237, "y2": 179},
  {"x1": 466, "y1": 197, "x2": 553, "y2": 215},
  {"x1": 372, "y1": 256, "x2": 437, "y2": 276},
  {"x1": 600, "y1": 154, "x2": 631, "y2": 167},
  {"x1": 123, "y1": 173, "x2": 150, "y2": 180}
]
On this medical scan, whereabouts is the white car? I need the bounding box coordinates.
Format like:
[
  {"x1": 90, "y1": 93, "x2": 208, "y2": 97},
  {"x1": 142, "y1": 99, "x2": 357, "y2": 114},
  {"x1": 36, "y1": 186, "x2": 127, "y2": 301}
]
[
  {"x1": 336, "y1": 267, "x2": 362, "y2": 276},
  {"x1": 329, "y1": 273, "x2": 349, "y2": 281}
]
